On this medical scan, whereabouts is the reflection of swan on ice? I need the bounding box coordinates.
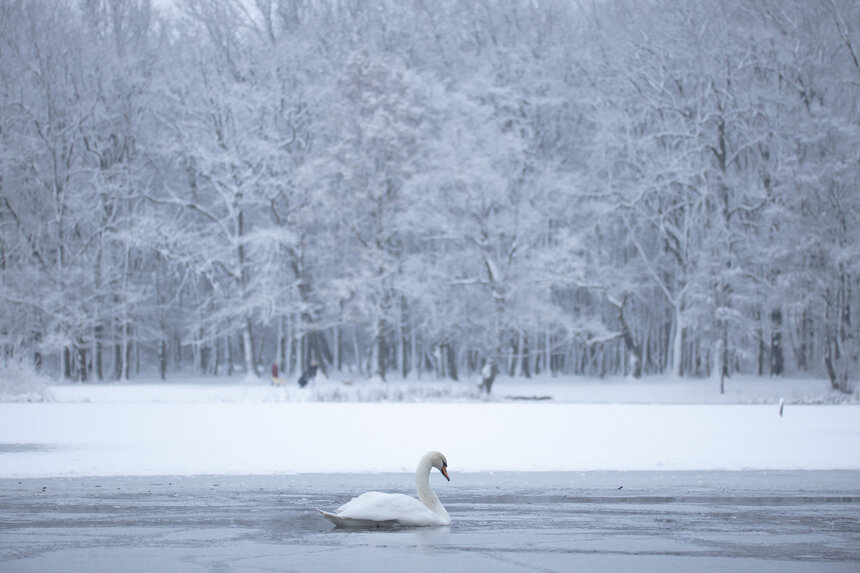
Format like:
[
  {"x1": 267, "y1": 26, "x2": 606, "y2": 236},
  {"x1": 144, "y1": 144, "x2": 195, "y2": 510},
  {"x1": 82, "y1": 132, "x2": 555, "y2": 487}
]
[{"x1": 318, "y1": 451, "x2": 451, "y2": 528}]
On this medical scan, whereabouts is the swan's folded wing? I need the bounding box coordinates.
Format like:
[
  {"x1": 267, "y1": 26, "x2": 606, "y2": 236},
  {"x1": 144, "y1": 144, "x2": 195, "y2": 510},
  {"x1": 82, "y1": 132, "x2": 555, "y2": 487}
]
[{"x1": 317, "y1": 508, "x2": 397, "y2": 528}]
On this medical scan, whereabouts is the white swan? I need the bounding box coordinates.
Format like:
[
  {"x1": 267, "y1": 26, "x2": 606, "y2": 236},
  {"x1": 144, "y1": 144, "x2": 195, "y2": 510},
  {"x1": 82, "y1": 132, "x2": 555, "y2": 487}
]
[{"x1": 318, "y1": 451, "x2": 451, "y2": 527}]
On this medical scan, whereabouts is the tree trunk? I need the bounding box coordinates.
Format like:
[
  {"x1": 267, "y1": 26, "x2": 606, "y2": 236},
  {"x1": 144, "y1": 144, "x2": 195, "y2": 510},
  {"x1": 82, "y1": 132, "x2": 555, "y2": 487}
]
[
  {"x1": 770, "y1": 308, "x2": 784, "y2": 376},
  {"x1": 720, "y1": 321, "x2": 729, "y2": 394},
  {"x1": 445, "y1": 342, "x2": 458, "y2": 381},
  {"x1": 125, "y1": 328, "x2": 133, "y2": 380},
  {"x1": 121, "y1": 320, "x2": 129, "y2": 381},
  {"x1": 333, "y1": 325, "x2": 341, "y2": 374},
  {"x1": 521, "y1": 332, "x2": 531, "y2": 378},
  {"x1": 243, "y1": 317, "x2": 257, "y2": 376},
  {"x1": 757, "y1": 313, "x2": 765, "y2": 377},
  {"x1": 411, "y1": 319, "x2": 418, "y2": 379},
  {"x1": 397, "y1": 297, "x2": 405, "y2": 378},
  {"x1": 671, "y1": 304, "x2": 684, "y2": 378},
  {"x1": 225, "y1": 334, "x2": 234, "y2": 376},
  {"x1": 612, "y1": 296, "x2": 643, "y2": 378},
  {"x1": 211, "y1": 329, "x2": 220, "y2": 376},
  {"x1": 545, "y1": 328, "x2": 552, "y2": 376},
  {"x1": 94, "y1": 324, "x2": 104, "y2": 381},
  {"x1": 76, "y1": 341, "x2": 87, "y2": 382},
  {"x1": 159, "y1": 337, "x2": 167, "y2": 380},
  {"x1": 284, "y1": 315, "x2": 293, "y2": 375},
  {"x1": 797, "y1": 308, "x2": 811, "y2": 371},
  {"x1": 113, "y1": 342, "x2": 121, "y2": 380},
  {"x1": 375, "y1": 318, "x2": 386, "y2": 380},
  {"x1": 824, "y1": 328, "x2": 841, "y2": 391},
  {"x1": 825, "y1": 274, "x2": 856, "y2": 394}
]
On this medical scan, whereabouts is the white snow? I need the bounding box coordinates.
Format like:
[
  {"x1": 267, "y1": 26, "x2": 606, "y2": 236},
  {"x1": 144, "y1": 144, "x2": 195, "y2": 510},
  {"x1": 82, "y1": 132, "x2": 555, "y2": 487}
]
[{"x1": 1, "y1": 375, "x2": 858, "y2": 478}]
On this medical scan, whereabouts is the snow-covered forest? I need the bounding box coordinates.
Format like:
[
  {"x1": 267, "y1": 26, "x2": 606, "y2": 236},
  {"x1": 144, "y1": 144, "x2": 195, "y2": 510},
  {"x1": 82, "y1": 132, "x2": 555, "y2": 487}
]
[{"x1": 1, "y1": 0, "x2": 858, "y2": 390}]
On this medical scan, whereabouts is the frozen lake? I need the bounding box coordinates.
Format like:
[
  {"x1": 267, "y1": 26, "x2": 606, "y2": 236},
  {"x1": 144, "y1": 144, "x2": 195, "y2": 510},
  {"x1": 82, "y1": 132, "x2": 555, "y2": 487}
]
[{"x1": 2, "y1": 471, "x2": 858, "y2": 572}]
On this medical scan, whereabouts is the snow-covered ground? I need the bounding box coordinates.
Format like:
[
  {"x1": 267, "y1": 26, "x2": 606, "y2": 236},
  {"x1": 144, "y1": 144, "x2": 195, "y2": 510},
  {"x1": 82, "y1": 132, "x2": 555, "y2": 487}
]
[{"x1": 1, "y1": 374, "x2": 859, "y2": 478}]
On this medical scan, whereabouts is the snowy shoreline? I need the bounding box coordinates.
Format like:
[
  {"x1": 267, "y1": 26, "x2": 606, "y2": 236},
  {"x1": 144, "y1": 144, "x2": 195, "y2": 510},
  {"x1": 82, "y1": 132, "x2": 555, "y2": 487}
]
[{"x1": 36, "y1": 373, "x2": 860, "y2": 405}]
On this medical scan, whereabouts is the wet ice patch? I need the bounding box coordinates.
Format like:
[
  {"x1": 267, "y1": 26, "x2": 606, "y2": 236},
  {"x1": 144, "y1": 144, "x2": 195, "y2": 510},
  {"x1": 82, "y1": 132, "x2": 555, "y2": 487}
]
[{"x1": 0, "y1": 443, "x2": 57, "y2": 453}]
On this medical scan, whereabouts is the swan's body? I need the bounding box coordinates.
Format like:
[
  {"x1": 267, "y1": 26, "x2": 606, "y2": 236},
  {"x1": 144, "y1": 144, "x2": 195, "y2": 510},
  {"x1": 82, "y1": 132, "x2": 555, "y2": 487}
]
[{"x1": 318, "y1": 451, "x2": 451, "y2": 527}]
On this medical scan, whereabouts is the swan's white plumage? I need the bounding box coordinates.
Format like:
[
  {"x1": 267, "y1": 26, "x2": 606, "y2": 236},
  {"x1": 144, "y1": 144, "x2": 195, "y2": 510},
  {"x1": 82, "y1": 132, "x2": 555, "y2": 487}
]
[
  {"x1": 318, "y1": 451, "x2": 451, "y2": 528},
  {"x1": 319, "y1": 491, "x2": 448, "y2": 527}
]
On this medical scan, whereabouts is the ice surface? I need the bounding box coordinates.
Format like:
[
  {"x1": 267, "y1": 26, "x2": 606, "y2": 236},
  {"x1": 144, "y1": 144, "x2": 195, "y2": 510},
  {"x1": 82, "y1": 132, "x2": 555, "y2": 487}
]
[{"x1": 1, "y1": 472, "x2": 858, "y2": 572}]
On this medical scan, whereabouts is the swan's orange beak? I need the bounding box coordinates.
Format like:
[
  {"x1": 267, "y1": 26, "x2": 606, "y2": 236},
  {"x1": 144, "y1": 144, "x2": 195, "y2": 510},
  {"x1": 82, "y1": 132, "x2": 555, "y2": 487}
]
[{"x1": 441, "y1": 466, "x2": 450, "y2": 481}]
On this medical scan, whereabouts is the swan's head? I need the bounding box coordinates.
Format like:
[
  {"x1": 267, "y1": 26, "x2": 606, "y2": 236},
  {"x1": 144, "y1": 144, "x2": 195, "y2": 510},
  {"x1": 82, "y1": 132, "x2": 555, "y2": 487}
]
[{"x1": 428, "y1": 451, "x2": 450, "y2": 481}]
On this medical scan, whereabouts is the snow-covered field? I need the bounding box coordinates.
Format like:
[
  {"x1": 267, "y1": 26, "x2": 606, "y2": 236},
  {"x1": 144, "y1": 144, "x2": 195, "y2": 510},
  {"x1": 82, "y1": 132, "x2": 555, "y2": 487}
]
[{"x1": 2, "y1": 373, "x2": 859, "y2": 478}]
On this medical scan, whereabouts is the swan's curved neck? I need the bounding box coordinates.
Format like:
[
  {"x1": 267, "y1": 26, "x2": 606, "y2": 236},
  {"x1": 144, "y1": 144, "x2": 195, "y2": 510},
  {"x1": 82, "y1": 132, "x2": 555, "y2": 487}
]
[{"x1": 415, "y1": 455, "x2": 449, "y2": 519}]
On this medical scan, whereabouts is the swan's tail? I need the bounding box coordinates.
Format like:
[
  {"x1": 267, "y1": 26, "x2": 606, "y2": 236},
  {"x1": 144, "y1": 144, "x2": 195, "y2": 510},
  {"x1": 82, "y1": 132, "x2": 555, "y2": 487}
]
[{"x1": 317, "y1": 509, "x2": 343, "y2": 526}]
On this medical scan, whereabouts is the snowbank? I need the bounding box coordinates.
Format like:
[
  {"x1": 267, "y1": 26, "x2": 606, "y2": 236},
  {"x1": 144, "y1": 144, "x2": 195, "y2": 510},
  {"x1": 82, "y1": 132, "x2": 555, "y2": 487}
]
[
  {"x1": 41, "y1": 373, "x2": 858, "y2": 405},
  {"x1": 47, "y1": 377, "x2": 482, "y2": 404},
  {"x1": 0, "y1": 360, "x2": 53, "y2": 403}
]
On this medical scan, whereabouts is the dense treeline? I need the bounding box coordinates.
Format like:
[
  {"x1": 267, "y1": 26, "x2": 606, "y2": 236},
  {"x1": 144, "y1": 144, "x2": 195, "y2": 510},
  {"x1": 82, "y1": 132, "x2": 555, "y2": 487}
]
[{"x1": 1, "y1": 0, "x2": 858, "y2": 391}]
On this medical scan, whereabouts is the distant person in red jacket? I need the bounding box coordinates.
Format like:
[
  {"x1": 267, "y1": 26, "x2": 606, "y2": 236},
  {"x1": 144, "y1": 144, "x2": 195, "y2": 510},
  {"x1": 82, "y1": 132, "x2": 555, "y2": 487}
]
[{"x1": 270, "y1": 362, "x2": 286, "y2": 385}]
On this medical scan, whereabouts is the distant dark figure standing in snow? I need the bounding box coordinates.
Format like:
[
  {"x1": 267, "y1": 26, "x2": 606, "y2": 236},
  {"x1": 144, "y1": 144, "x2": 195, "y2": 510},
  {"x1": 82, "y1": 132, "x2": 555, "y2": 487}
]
[
  {"x1": 298, "y1": 362, "x2": 318, "y2": 388},
  {"x1": 271, "y1": 363, "x2": 279, "y2": 379},
  {"x1": 480, "y1": 361, "x2": 498, "y2": 394}
]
